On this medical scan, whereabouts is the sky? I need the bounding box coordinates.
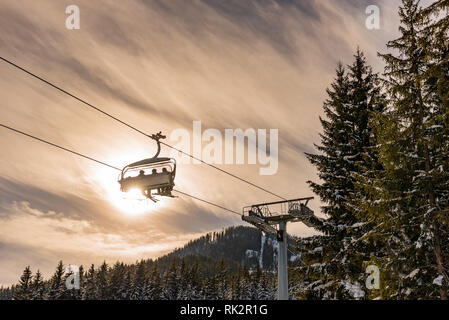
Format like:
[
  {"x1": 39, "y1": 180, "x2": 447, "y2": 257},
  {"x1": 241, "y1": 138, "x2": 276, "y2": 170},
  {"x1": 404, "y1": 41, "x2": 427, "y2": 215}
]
[{"x1": 0, "y1": 0, "x2": 428, "y2": 286}]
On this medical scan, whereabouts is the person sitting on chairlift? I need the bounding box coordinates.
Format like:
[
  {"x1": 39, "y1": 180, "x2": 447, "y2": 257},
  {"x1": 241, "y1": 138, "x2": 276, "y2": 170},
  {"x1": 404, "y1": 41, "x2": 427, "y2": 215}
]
[{"x1": 138, "y1": 170, "x2": 145, "y2": 178}]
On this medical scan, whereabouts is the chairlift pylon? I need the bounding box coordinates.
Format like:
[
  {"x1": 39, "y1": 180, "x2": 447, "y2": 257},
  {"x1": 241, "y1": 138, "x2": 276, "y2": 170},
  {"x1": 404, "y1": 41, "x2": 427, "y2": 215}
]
[{"x1": 118, "y1": 132, "x2": 176, "y2": 202}]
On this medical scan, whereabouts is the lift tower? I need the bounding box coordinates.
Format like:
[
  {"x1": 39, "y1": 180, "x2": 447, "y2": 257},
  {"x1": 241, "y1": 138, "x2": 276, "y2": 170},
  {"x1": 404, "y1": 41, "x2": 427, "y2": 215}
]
[{"x1": 242, "y1": 197, "x2": 314, "y2": 300}]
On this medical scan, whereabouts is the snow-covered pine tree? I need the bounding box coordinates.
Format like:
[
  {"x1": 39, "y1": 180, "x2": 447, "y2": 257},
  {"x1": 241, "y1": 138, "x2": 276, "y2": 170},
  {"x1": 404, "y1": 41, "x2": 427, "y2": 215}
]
[
  {"x1": 13, "y1": 266, "x2": 33, "y2": 300},
  {"x1": 0, "y1": 286, "x2": 14, "y2": 300},
  {"x1": 177, "y1": 259, "x2": 189, "y2": 300},
  {"x1": 47, "y1": 261, "x2": 66, "y2": 300},
  {"x1": 257, "y1": 271, "x2": 275, "y2": 300},
  {"x1": 201, "y1": 273, "x2": 219, "y2": 300},
  {"x1": 75, "y1": 265, "x2": 84, "y2": 300},
  {"x1": 30, "y1": 270, "x2": 44, "y2": 300},
  {"x1": 297, "y1": 64, "x2": 352, "y2": 298},
  {"x1": 422, "y1": 0, "x2": 449, "y2": 233},
  {"x1": 95, "y1": 261, "x2": 110, "y2": 300},
  {"x1": 230, "y1": 268, "x2": 243, "y2": 300},
  {"x1": 185, "y1": 259, "x2": 202, "y2": 300},
  {"x1": 82, "y1": 264, "x2": 96, "y2": 300},
  {"x1": 122, "y1": 269, "x2": 133, "y2": 300},
  {"x1": 248, "y1": 266, "x2": 262, "y2": 300},
  {"x1": 367, "y1": 0, "x2": 449, "y2": 299},
  {"x1": 216, "y1": 259, "x2": 229, "y2": 300},
  {"x1": 148, "y1": 263, "x2": 162, "y2": 300},
  {"x1": 131, "y1": 261, "x2": 149, "y2": 300},
  {"x1": 109, "y1": 262, "x2": 129, "y2": 300},
  {"x1": 422, "y1": 0, "x2": 449, "y2": 216},
  {"x1": 346, "y1": 51, "x2": 388, "y2": 300},
  {"x1": 164, "y1": 260, "x2": 180, "y2": 300},
  {"x1": 239, "y1": 267, "x2": 252, "y2": 300},
  {"x1": 297, "y1": 50, "x2": 384, "y2": 299}
]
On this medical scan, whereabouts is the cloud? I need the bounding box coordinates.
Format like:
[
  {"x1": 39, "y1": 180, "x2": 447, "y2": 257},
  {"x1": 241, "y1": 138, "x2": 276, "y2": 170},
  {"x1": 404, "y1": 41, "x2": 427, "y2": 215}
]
[
  {"x1": 0, "y1": 177, "x2": 92, "y2": 219},
  {"x1": 0, "y1": 0, "x2": 413, "y2": 286},
  {"x1": 0, "y1": 200, "x2": 208, "y2": 285}
]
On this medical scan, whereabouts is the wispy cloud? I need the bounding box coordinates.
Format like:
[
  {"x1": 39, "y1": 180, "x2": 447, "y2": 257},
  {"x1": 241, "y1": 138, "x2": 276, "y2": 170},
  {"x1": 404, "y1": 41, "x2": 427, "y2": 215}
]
[{"x1": 0, "y1": 0, "x2": 408, "y2": 285}]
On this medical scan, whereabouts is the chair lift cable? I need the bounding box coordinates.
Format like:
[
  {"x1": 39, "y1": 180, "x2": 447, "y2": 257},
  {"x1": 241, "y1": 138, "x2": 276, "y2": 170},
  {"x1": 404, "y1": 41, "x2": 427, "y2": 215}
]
[
  {"x1": 0, "y1": 56, "x2": 287, "y2": 201},
  {"x1": 0, "y1": 123, "x2": 241, "y2": 216},
  {"x1": 0, "y1": 122, "x2": 298, "y2": 256}
]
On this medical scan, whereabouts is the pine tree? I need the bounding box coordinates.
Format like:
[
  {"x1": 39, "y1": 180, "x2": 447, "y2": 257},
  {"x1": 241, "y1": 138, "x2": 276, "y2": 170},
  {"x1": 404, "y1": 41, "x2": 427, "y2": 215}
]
[
  {"x1": 230, "y1": 268, "x2": 243, "y2": 300},
  {"x1": 122, "y1": 269, "x2": 133, "y2": 300},
  {"x1": 132, "y1": 261, "x2": 149, "y2": 300},
  {"x1": 31, "y1": 270, "x2": 44, "y2": 300},
  {"x1": 96, "y1": 261, "x2": 109, "y2": 300},
  {"x1": 367, "y1": 0, "x2": 449, "y2": 299},
  {"x1": 0, "y1": 286, "x2": 14, "y2": 300},
  {"x1": 47, "y1": 261, "x2": 66, "y2": 300},
  {"x1": 422, "y1": 0, "x2": 449, "y2": 224},
  {"x1": 298, "y1": 50, "x2": 385, "y2": 299},
  {"x1": 177, "y1": 259, "x2": 189, "y2": 300},
  {"x1": 165, "y1": 260, "x2": 179, "y2": 300},
  {"x1": 109, "y1": 262, "x2": 129, "y2": 300},
  {"x1": 239, "y1": 267, "x2": 252, "y2": 300},
  {"x1": 201, "y1": 274, "x2": 218, "y2": 300},
  {"x1": 75, "y1": 265, "x2": 84, "y2": 300},
  {"x1": 216, "y1": 259, "x2": 229, "y2": 300},
  {"x1": 82, "y1": 264, "x2": 96, "y2": 300},
  {"x1": 255, "y1": 269, "x2": 275, "y2": 300},
  {"x1": 249, "y1": 266, "x2": 262, "y2": 299},
  {"x1": 148, "y1": 263, "x2": 162, "y2": 300},
  {"x1": 13, "y1": 266, "x2": 33, "y2": 300},
  {"x1": 186, "y1": 259, "x2": 202, "y2": 300}
]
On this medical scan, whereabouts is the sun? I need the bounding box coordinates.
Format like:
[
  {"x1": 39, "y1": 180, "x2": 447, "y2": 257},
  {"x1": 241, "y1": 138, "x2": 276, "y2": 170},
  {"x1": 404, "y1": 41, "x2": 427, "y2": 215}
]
[
  {"x1": 91, "y1": 165, "x2": 162, "y2": 216},
  {"x1": 110, "y1": 188, "x2": 153, "y2": 216}
]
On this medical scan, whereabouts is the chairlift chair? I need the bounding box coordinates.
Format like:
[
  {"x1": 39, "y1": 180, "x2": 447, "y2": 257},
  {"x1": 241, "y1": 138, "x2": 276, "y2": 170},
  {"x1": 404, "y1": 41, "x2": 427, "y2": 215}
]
[{"x1": 118, "y1": 132, "x2": 176, "y2": 202}]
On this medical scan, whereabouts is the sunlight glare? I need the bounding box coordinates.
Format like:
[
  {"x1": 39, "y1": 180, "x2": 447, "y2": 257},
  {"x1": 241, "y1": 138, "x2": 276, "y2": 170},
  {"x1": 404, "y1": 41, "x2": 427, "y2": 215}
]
[{"x1": 90, "y1": 161, "x2": 165, "y2": 216}]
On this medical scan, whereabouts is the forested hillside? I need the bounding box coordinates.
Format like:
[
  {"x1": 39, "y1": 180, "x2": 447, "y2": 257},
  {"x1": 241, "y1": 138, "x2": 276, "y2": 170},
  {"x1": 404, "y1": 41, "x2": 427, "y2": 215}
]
[
  {"x1": 164, "y1": 226, "x2": 298, "y2": 271},
  {"x1": 0, "y1": 226, "x2": 301, "y2": 300}
]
